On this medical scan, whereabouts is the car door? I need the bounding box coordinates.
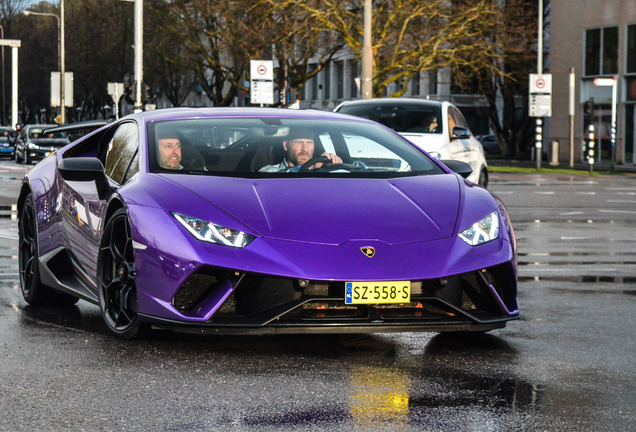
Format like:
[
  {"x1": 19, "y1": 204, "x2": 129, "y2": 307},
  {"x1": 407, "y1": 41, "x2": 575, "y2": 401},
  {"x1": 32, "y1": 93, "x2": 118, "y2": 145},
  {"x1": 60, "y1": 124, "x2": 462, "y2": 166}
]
[
  {"x1": 61, "y1": 121, "x2": 139, "y2": 293},
  {"x1": 447, "y1": 105, "x2": 481, "y2": 173}
]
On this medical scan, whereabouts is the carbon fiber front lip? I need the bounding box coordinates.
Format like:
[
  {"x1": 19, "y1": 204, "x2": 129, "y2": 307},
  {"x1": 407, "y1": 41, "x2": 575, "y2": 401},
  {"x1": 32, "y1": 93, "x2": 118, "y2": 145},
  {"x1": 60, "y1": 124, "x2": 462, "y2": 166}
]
[{"x1": 138, "y1": 309, "x2": 519, "y2": 336}]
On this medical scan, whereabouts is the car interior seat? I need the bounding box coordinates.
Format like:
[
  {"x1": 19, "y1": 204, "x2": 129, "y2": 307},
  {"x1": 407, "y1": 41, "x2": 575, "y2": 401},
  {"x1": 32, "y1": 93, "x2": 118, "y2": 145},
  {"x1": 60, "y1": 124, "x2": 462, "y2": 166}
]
[{"x1": 180, "y1": 142, "x2": 206, "y2": 170}]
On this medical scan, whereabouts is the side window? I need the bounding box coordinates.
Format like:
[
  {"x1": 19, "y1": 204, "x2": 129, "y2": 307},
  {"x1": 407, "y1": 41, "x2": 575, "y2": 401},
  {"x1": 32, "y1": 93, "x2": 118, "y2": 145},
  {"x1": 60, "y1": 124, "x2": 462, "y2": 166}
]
[
  {"x1": 454, "y1": 107, "x2": 470, "y2": 129},
  {"x1": 121, "y1": 151, "x2": 139, "y2": 184},
  {"x1": 104, "y1": 122, "x2": 139, "y2": 184},
  {"x1": 446, "y1": 108, "x2": 457, "y2": 138}
]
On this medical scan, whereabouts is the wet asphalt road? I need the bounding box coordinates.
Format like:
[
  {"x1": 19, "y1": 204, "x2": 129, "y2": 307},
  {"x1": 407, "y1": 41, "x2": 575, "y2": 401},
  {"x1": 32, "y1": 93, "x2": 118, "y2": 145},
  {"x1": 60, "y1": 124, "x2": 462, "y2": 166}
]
[{"x1": 1, "y1": 159, "x2": 635, "y2": 431}]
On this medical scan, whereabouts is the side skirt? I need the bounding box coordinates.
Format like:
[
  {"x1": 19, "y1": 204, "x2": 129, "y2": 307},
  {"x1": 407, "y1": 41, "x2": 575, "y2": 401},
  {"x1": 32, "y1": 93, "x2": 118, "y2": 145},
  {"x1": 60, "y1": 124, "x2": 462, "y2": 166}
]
[{"x1": 38, "y1": 246, "x2": 99, "y2": 305}]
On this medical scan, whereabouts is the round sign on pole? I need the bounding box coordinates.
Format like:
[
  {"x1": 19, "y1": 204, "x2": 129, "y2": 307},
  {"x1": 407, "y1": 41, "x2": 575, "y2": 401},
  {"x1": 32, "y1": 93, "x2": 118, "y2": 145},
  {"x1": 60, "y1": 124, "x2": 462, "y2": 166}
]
[
  {"x1": 257, "y1": 64, "x2": 267, "y2": 75},
  {"x1": 536, "y1": 78, "x2": 546, "y2": 90}
]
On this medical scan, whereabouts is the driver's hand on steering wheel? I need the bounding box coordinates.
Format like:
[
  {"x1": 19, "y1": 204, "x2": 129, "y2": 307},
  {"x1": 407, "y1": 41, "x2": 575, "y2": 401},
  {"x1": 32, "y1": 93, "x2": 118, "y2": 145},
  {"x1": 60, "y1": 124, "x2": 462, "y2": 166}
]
[{"x1": 312, "y1": 152, "x2": 342, "y2": 169}]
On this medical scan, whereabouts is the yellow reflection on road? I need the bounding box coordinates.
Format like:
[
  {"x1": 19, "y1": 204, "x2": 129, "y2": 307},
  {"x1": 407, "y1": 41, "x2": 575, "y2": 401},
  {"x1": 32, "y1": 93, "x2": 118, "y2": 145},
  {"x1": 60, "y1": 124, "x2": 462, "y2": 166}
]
[{"x1": 349, "y1": 366, "x2": 410, "y2": 426}]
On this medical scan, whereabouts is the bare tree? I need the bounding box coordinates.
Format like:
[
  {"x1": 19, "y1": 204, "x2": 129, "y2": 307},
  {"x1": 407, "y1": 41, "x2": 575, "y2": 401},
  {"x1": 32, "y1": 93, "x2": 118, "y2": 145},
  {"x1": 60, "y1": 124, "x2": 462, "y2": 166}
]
[
  {"x1": 0, "y1": 0, "x2": 32, "y2": 124},
  {"x1": 159, "y1": 0, "x2": 266, "y2": 106},
  {"x1": 276, "y1": 0, "x2": 501, "y2": 97},
  {"x1": 257, "y1": 0, "x2": 343, "y2": 106},
  {"x1": 452, "y1": 0, "x2": 538, "y2": 156}
]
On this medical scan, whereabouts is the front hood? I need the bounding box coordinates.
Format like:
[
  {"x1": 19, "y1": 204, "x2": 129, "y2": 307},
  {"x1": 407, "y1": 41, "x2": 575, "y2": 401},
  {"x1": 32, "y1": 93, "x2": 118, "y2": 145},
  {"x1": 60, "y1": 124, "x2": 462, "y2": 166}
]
[{"x1": 159, "y1": 174, "x2": 462, "y2": 245}]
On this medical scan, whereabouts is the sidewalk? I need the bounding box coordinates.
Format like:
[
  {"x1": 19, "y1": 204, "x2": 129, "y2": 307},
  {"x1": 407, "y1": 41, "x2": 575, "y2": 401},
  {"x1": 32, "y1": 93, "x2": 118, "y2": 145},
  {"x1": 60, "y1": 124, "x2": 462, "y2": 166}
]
[{"x1": 488, "y1": 158, "x2": 636, "y2": 174}]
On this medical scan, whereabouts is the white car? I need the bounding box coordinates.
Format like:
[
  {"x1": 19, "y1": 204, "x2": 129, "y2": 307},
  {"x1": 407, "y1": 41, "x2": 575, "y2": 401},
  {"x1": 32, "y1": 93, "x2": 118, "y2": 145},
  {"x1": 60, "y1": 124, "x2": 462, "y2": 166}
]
[{"x1": 334, "y1": 98, "x2": 488, "y2": 187}]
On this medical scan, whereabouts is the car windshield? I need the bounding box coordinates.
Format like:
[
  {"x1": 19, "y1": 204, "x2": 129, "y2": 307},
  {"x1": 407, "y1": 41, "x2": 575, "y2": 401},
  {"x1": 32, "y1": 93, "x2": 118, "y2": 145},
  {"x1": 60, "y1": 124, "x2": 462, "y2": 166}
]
[
  {"x1": 147, "y1": 117, "x2": 444, "y2": 178},
  {"x1": 29, "y1": 127, "x2": 67, "y2": 139},
  {"x1": 337, "y1": 103, "x2": 443, "y2": 135}
]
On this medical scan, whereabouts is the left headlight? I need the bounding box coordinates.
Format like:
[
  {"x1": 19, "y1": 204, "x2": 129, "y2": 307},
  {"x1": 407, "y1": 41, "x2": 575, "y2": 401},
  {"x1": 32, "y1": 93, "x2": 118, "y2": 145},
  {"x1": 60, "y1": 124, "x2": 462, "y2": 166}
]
[
  {"x1": 459, "y1": 210, "x2": 500, "y2": 246},
  {"x1": 172, "y1": 212, "x2": 256, "y2": 248}
]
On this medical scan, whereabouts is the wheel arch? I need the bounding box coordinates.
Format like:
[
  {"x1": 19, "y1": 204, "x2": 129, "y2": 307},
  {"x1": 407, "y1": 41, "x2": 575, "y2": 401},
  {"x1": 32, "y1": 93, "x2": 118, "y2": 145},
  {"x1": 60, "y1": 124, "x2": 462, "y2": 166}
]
[
  {"x1": 479, "y1": 165, "x2": 489, "y2": 188},
  {"x1": 104, "y1": 197, "x2": 126, "y2": 226},
  {"x1": 17, "y1": 184, "x2": 31, "y2": 216}
]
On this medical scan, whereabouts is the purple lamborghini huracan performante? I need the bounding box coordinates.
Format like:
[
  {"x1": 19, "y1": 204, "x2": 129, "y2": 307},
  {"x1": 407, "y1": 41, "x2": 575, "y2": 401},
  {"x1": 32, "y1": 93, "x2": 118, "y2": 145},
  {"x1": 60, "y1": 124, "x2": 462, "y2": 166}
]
[{"x1": 18, "y1": 108, "x2": 518, "y2": 339}]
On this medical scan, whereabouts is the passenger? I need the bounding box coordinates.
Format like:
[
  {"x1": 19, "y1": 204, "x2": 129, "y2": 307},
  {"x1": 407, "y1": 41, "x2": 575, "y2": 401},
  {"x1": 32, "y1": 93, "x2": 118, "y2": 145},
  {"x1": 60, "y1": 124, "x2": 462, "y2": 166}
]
[
  {"x1": 409, "y1": 113, "x2": 439, "y2": 133},
  {"x1": 259, "y1": 128, "x2": 342, "y2": 172},
  {"x1": 157, "y1": 131, "x2": 182, "y2": 170}
]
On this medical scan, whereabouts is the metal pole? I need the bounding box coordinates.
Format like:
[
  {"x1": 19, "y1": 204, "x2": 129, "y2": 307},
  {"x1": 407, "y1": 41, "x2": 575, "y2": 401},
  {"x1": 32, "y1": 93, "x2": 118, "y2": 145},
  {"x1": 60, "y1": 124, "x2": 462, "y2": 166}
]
[
  {"x1": 569, "y1": 67, "x2": 575, "y2": 168},
  {"x1": 60, "y1": 0, "x2": 65, "y2": 123},
  {"x1": 361, "y1": 0, "x2": 372, "y2": 99},
  {"x1": 610, "y1": 77, "x2": 617, "y2": 171},
  {"x1": 537, "y1": 0, "x2": 543, "y2": 75},
  {"x1": 134, "y1": 0, "x2": 143, "y2": 112},
  {"x1": 535, "y1": 0, "x2": 543, "y2": 171},
  {"x1": 11, "y1": 45, "x2": 17, "y2": 127},
  {"x1": 0, "y1": 25, "x2": 5, "y2": 125}
]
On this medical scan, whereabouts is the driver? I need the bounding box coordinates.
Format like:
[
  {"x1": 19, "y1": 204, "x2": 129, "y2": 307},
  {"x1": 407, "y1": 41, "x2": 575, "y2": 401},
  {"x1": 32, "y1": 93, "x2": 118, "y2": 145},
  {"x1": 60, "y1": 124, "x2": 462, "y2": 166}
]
[{"x1": 259, "y1": 128, "x2": 342, "y2": 172}]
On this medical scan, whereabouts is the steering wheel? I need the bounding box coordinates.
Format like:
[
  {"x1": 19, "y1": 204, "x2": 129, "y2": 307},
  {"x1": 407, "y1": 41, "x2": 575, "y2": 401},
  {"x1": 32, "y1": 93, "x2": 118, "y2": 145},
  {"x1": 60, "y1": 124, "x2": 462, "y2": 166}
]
[{"x1": 298, "y1": 155, "x2": 331, "y2": 172}]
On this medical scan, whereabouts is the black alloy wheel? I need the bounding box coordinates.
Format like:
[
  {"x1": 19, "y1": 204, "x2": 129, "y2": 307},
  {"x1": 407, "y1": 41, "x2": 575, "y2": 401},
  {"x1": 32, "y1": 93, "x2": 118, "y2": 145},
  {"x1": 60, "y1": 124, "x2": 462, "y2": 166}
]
[{"x1": 98, "y1": 208, "x2": 144, "y2": 339}]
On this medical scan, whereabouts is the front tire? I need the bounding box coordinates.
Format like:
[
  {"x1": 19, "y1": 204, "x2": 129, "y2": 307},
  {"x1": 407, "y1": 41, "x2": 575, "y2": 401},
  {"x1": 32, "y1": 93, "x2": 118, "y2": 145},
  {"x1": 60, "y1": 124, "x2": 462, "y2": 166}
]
[
  {"x1": 478, "y1": 168, "x2": 488, "y2": 188},
  {"x1": 97, "y1": 208, "x2": 145, "y2": 339}
]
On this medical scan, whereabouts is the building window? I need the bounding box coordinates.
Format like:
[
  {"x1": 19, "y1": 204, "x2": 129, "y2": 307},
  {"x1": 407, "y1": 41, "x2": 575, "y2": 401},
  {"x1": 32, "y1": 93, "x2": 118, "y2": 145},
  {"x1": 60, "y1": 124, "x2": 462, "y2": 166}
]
[
  {"x1": 428, "y1": 70, "x2": 438, "y2": 95},
  {"x1": 309, "y1": 64, "x2": 318, "y2": 100},
  {"x1": 628, "y1": 24, "x2": 636, "y2": 74},
  {"x1": 323, "y1": 63, "x2": 331, "y2": 100},
  {"x1": 350, "y1": 60, "x2": 359, "y2": 98},
  {"x1": 585, "y1": 26, "x2": 618, "y2": 76},
  {"x1": 411, "y1": 71, "x2": 420, "y2": 95},
  {"x1": 336, "y1": 61, "x2": 344, "y2": 99}
]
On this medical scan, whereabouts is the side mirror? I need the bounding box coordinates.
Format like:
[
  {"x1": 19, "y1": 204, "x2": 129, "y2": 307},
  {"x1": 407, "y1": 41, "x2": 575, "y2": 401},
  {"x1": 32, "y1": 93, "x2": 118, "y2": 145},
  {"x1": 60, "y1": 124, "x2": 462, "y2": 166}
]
[
  {"x1": 440, "y1": 159, "x2": 473, "y2": 179},
  {"x1": 451, "y1": 126, "x2": 470, "y2": 140},
  {"x1": 58, "y1": 157, "x2": 112, "y2": 199}
]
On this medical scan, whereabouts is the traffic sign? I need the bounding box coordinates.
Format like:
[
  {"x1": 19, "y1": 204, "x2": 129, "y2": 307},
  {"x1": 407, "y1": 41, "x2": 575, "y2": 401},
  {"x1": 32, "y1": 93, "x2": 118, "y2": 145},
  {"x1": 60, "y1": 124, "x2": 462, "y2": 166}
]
[
  {"x1": 250, "y1": 60, "x2": 274, "y2": 105},
  {"x1": 594, "y1": 77, "x2": 616, "y2": 87},
  {"x1": 529, "y1": 73, "x2": 552, "y2": 117},
  {"x1": 530, "y1": 73, "x2": 552, "y2": 94}
]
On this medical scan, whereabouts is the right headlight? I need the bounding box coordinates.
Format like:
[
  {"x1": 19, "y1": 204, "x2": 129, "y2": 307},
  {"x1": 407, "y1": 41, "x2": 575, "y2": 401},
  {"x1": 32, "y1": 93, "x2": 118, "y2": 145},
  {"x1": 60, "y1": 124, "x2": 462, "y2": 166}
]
[
  {"x1": 172, "y1": 212, "x2": 256, "y2": 248},
  {"x1": 458, "y1": 210, "x2": 500, "y2": 246}
]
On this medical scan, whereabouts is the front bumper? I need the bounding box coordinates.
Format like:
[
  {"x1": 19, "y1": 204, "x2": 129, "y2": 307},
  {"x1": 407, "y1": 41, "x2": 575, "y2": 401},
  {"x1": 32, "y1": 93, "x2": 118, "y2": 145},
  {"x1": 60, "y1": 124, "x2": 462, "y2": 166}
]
[
  {"x1": 138, "y1": 262, "x2": 519, "y2": 335},
  {"x1": 27, "y1": 148, "x2": 56, "y2": 161},
  {"x1": 0, "y1": 146, "x2": 14, "y2": 156}
]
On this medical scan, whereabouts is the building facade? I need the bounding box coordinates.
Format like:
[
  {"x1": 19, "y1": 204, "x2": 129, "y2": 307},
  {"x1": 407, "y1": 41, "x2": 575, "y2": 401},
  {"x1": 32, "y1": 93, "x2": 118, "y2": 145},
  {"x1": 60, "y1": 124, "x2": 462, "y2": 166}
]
[{"x1": 551, "y1": 0, "x2": 636, "y2": 165}]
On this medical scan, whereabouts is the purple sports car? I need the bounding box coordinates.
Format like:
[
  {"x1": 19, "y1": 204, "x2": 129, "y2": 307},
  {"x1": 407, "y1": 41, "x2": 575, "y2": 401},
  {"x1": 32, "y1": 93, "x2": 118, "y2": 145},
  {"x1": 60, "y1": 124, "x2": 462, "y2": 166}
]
[{"x1": 18, "y1": 108, "x2": 518, "y2": 339}]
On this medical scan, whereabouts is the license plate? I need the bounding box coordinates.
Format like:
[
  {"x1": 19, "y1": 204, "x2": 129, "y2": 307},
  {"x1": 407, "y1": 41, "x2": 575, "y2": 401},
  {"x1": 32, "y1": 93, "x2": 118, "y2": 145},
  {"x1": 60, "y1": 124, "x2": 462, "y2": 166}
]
[
  {"x1": 45, "y1": 152, "x2": 51, "y2": 157},
  {"x1": 345, "y1": 281, "x2": 410, "y2": 304}
]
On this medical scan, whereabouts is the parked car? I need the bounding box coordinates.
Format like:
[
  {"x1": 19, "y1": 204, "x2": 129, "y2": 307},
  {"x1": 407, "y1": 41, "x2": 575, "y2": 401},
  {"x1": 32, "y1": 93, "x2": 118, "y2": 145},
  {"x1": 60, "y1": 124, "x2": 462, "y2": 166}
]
[
  {"x1": 334, "y1": 98, "x2": 488, "y2": 187},
  {"x1": 15, "y1": 124, "x2": 70, "y2": 164},
  {"x1": 477, "y1": 134, "x2": 501, "y2": 155},
  {"x1": 18, "y1": 107, "x2": 518, "y2": 339},
  {"x1": 0, "y1": 126, "x2": 16, "y2": 158}
]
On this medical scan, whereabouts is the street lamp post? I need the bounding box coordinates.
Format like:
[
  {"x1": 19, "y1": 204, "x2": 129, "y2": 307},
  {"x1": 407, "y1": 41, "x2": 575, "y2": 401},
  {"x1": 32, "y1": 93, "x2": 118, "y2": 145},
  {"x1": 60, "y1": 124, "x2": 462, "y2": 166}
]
[
  {"x1": 361, "y1": 0, "x2": 373, "y2": 99},
  {"x1": 23, "y1": 1, "x2": 65, "y2": 123},
  {"x1": 0, "y1": 24, "x2": 5, "y2": 125}
]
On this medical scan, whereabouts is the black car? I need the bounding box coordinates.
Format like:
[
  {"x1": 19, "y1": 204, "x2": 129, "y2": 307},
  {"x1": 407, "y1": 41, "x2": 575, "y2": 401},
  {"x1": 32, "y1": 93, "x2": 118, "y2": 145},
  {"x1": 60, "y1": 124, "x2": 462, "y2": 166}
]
[
  {"x1": 477, "y1": 134, "x2": 501, "y2": 155},
  {"x1": 15, "y1": 124, "x2": 70, "y2": 164},
  {"x1": 0, "y1": 126, "x2": 16, "y2": 158}
]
